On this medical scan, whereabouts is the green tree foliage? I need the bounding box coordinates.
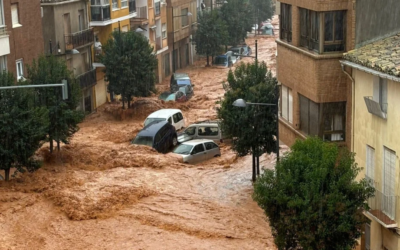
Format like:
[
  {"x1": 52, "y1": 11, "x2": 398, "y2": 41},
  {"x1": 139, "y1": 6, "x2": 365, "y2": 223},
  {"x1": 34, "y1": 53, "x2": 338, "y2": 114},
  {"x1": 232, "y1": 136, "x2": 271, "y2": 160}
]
[
  {"x1": 253, "y1": 137, "x2": 375, "y2": 250},
  {"x1": 217, "y1": 61, "x2": 278, "y2": 157},
  {"x1": 0, "y1": 71, "x2": 49, "y2": 181},
  {"x1": 27, "y1": 55, "x2": 84, "y2": 153},
  {"x1": 194, "y1": 10, "x2": 229, "y2": 66},
  {"x1": 102, "y1": 30, "x2": 158, "y2": 109},
  {"x1": 220, "y1": 0, "x2": 253, "y2": 46},
  {"x1": 249, "y1": 0, "x2": 274, "y2": 32}
]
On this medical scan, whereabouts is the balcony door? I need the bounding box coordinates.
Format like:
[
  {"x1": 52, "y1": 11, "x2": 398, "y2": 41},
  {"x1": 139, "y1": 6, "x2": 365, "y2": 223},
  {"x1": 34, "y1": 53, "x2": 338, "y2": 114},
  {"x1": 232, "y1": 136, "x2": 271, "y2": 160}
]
[
  {"x1": 78, "y1": 9, "x2": 84, "y2": 31},
  {"x1": 383, "y1": 147, "x2": 396, "y2": 220},
  {"x1": 63, "y1": 13, "x2": 71, "y2": 35}
]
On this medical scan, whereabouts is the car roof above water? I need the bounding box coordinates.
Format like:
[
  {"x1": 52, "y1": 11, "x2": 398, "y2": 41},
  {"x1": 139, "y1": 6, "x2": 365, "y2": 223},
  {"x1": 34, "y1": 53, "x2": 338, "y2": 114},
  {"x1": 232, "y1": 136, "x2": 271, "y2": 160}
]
[
  {"x1": 181, "y1": 139, "x2": 216, "y2": 145},
  {"x1": 147, "y1": 109, "x2": 182, "y2": 118},
  {"x1": 173, "y1": 73, "x2": 190, "y2": 79},
  {"x1": 138, "y1": 121, "x2": 169, "y2": 137}
]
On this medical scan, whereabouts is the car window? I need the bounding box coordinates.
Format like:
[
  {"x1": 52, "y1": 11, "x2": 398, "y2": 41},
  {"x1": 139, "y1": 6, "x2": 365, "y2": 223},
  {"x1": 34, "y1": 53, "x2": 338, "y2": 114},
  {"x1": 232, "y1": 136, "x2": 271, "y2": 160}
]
[
  {"x1": 185, "y1": 126, "x2": 196, "y2": 136},
  {"x1": 178, "y1": 112, "x2": 183, "y2": 121},
  {"x1": 168, "y1": 117, "x2": 172, "y2": 124},
  {"x1": 192, "y1": 144, "x2": 205, "y2": 154},
  {"x1": 173, "y1": 114, "x2": 179, "y2": 123},
  {"x1": 198, "y1": 126, "x2": 218, "y2": 136},
  {"x1": 205, "y1": 142, "x2": 218, "y2": 150}
]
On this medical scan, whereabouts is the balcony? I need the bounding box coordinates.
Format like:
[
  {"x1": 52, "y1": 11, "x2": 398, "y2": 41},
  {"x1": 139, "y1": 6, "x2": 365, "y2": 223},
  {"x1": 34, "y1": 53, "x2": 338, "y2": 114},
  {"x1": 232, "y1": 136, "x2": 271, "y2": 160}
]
[
  {"x1": 65, "y1": 28, "x2": 94, "y2": 50},
  {"x1": 91, "y1": 5, "x2": 111, "y2": 22},
  {"x1": 156, "y1": 36, "x2": 162, "y2": 50},
  {"x1": 367, "y1": 188, "x2": 397, "y2": 228},
  {"x1": 364, "y1": 96, "x2": 387, "y2": 119},
  {"x1": 0, "y1": 26, "x2": 10, "y2": 57},
  {"x1": 129, "y1": 0, "x2": 136, "y2": 14},
  {"x1": 77, "y1": 69, "x2": 97, "y2": 89}
]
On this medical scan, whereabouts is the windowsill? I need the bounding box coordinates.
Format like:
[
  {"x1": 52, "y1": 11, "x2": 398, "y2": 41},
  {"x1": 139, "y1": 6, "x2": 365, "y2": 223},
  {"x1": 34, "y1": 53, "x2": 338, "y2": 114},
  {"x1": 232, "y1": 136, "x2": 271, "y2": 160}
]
[
  {"x1": 181, "y1": 25, "x2": 189, "y2": 29},
  {"x1": 12, "y1": 23, "x2": 22, "y2": 28},
  {"x1": 276, "y1": 39, "x2": 344, "y2": 60},
  {"x1": 112, "y1": 8, "x2": 120, "y2": 11},
  {"x1": 121, "y1": 6, "x2": 128, "y2": 9},
  {"x1": 162, "y1": 37, "x2": 167, "y2": 40}
]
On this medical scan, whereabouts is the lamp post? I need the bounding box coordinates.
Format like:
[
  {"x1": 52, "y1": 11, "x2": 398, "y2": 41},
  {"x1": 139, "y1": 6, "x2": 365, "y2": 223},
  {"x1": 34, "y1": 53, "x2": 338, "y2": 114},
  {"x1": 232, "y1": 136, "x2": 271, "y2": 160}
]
[
  {"x1": 233, "y1": 92, "x2": 280, "y2": 182},
  {"x1": 171, "y1": 11, "x2": 192, "y2": 73}
]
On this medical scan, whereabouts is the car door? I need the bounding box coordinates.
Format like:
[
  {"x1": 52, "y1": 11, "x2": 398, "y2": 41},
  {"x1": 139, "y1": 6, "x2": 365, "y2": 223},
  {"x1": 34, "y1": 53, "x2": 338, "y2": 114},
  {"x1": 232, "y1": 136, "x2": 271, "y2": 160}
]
[
  {"x1": 190, "y1": 143, "x2": 206, "y2": 163},
  {"x1": 205, "y1": 142, "x2": 220, "y2": 158},
  {"x1": 173, "y1": 112, "x2": 185, "y2": 130}
]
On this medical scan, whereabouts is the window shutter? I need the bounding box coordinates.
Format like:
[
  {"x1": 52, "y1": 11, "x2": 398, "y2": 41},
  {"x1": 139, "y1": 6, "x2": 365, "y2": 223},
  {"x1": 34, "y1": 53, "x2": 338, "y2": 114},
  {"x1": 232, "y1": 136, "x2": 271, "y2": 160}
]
[
  {"x1": 281, "y1": 85, "x2": 288, "y2": 120},
  {"x1": 383, "y1": 147, "x2": 396, "y2": 219},
  {"x1": 288, "y1": 88, "x2": 293, "y2": 123},
  {"x1": 366, "y1": 145, "x2": 375, "y2": 181},
  {"x1": 11, "y1": 4, "x2": 19, "y2": 25}
]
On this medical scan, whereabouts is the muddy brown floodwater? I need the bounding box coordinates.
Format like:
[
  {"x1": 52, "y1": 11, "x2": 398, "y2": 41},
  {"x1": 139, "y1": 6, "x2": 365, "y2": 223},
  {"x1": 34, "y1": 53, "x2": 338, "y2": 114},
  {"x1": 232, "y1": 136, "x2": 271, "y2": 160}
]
[{"x1": 0, "y1": 17, "x2": 284, "y2": 250}]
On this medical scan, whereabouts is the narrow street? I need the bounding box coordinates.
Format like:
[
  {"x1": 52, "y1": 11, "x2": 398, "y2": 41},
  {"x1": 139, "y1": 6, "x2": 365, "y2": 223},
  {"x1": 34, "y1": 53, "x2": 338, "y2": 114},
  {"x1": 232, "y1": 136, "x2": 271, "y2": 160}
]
[{"x1": 0, "y1": 18, "x2": 281, "y2": 250}]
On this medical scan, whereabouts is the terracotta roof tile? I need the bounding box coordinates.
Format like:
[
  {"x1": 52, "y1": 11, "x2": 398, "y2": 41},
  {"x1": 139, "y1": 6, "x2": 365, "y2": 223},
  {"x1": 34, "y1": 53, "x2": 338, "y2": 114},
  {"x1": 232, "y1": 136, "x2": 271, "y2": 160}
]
[{"x1": 344, "y1": 34, "x2": 400, "y2": 77}]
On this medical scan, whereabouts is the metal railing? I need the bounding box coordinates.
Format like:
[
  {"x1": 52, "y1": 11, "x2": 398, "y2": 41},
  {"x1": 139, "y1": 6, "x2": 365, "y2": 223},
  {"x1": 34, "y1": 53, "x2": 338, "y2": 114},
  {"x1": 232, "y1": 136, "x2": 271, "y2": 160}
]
[
  {"x1": 64, "y1": 28, "x2": 94, "y2": 50},
  {"x1": 156, "y1": 36, "x2": 162, "y2": 50},
  {"x1": 129, "y1": 0, "x2": 136, "y2": 13},
  {"x1": 368, "y1": 188, "x2": 397, "y2": 223},
  {"x1": 0, "y1": 25, "x2": 7, "y2": 36},
  {"x1": 77, "y1": 69, "x2": 96, "y2": 89}
]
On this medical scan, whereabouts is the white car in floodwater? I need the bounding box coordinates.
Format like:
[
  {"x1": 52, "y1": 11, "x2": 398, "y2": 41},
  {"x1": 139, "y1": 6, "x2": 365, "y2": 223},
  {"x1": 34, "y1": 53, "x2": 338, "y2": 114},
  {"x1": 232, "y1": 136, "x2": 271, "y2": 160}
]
[{"x1": 172, "y1": 139, "x2": 221, "y2": 164}]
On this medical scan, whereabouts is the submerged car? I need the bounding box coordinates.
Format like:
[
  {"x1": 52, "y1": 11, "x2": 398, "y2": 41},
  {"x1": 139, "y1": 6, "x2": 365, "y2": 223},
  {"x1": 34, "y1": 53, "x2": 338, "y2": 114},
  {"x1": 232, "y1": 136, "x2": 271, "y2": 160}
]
[
  {"x1": 172, "y1": 139, "x2": 221, "y2": 164},
  {"x1": 144, "y1": 109, "x2": 185, "y2": 131},
  {"x1": 170, "y1": 73, "x2": 194, "y2": 95},
  {"x1": 177, "y1": 120, "x2": 224, "y2": 143},
  {"x1": 159, "y1": 89, "x2": 187, "y2": 102},
  {"x1": 132, "y1": 121, "x2": 178, "y2": 153}
]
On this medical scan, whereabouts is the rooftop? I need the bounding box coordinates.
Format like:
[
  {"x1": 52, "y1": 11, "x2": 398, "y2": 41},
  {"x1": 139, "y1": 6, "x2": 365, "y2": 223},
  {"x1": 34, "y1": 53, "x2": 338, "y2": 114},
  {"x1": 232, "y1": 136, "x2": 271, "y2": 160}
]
[{"x1": 343, "y1": 33, "x2": 400, "y2": 77}]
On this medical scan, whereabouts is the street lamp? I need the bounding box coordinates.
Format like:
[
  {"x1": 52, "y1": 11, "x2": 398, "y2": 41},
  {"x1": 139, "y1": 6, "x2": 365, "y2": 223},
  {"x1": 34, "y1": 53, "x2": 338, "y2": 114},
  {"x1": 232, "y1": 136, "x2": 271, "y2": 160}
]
[
  {"x1": 172, "y1": 11, "x2": 193, "y2": 73},
  {"x1": 233, "y1": 92, "x2": 280, "y2": 182}
]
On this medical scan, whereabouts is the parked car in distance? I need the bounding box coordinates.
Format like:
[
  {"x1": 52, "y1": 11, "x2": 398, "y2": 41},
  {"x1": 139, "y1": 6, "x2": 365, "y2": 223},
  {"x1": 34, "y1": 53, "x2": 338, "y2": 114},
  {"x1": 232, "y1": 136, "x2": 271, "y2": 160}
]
[
  {"x1": 144, "y1": 109, "x2": 185, "y2": 131},
  {"x1": 159, "y1": 90, "x2": 187, "y2": 102},
  {"x1": 231, "y1": 44, "x2": 252, "y2": 56},
  {"x1": 170, "y1": 73, "x2": 194, "y2": 95},
  {"x1": 132, "y1": 121, "x2": 178, "y2": 153},
  {"x1": 177, "y1": 120, "x2": 224, "y2": 143},
  {"x1": 213, "y1": 54, "x2": 233, "y2": 68},
  {"x1": 172, "y1": 139, "x2": 221, "y2": 164}
]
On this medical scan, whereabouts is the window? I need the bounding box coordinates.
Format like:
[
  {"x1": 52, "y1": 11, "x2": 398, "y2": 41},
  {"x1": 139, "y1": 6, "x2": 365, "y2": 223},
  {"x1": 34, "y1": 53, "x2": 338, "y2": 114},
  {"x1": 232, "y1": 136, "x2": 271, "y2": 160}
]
[
  {"x1": 168, "y1": 117, "x2": 172, "y2": 124},
  {"x1": 365, "y1": 223, "x2": 371, "y2": 250},
  {"x1": 154, "y1": 0, "x2": 160, "y2": 16},
  {"x1": 78, "y1": 9, "x2": 84, "y2": 31},
  {"x1": 173, "y1": 114, "x2": 179, "y2": 123},
  {"x1": 300, "y1": 8, "x2": 346, "y2": 53},
  {"x1": 112, "y1": 0, "x2": 119, "y2": 10},
  {"x1": 0, "y1": 55, "x2": 6, "y2": 71},
  {"x1": 205, "y1": 142, "x2": 218, "y2": 150},
  {"x1": 16, "y1": 59, "x2": 23, "y2": 80},
  {"x1": 181, "y1": 8, "x2": 189, "y2": 27},
  {"x1": 122, "y1": 25, "x2": 128, "y2": 32},
  {"x1": 383, "y1": 147, "x2": 396, "y2": 219},
  {"x1": 373, "y1": 76, "x2": 388, "y2": 113},
  {"x1": 90, "y1": 0, "x2": 111, "y2": 21},
  {"x1": 185, "y1": 126, "x2": 196, "y2": 135},
  {"x1": 121, "y1": 0, "x2": 128, "y2": 8},
  {"x1": 162, "y1": 23, "x2": 167, "y2": 39},
  {"x1": 366, "y1": 145, "x2": 375, "y2": 185},
  {"x1": 0, "y1": 0, "x2": 4, "y2": 27},
  {"x1": 192, "y1": 144, "x2": 205, "y2": 154},
  {"x1": 280, "y1": 3, "x2": 292, "y2": 42},
  {"x1": 299, "y1": 94, "x2": 345, "y2": 141},
  {"x1": 164, "y1": 53, "x2": 170, "y2": 76},
  {"x1": 11, "y1": 4, "x2": 21, "y2": 28},
  {"x1": 281, "y1": 85, "x2": 293, "y2": 123},
  {"x1": 129, "y1": 0, "x2": 136, "y2": 13}
]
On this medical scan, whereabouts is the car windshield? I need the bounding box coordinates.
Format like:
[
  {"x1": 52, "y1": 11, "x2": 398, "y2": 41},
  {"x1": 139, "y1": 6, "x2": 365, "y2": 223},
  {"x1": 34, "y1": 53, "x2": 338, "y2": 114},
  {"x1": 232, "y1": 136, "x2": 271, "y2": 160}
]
[
  {"x1": 159, "y1": 92, "x2": 172, "y2": 100},
  {"x1": 231, "y1": 48, "x2": 240, "y2": 54},
  {"x1": 133, "y1": 136, "x2": 153, "y2": 147},
  {"x1": 165, "y1": 94, "x2": 176, "y2": 101},
  {"x1": 177, "y1": 79, "x2": 191, "y2": 86},
  {"x1": 214, "y1": 57, "x2": 227, "y2": 64},
  {"x1": 144, "y1": 118, "x2": 165, "y2": 126},
  {"x1": 173, "y1": 144, "x2": 193, "y2": 155}
]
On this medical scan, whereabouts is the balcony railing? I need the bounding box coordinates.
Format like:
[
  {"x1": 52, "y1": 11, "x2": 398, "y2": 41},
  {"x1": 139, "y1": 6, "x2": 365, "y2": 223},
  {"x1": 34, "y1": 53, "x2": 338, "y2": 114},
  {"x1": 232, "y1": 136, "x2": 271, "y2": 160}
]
[
  {"x1": 77, "y1": 69, "x2": 96, "y2": 89},
  {"x1": 65, "y1": 28, "x2": 94, "y2": 50},
  {"x1": 0, "y1": 25, "x2": 7, "y2": 36},
  {"x1": 136, "y1": 6, "x2": 147, "y2": 19},
  {"x1": 129, "y1": 0, "x2": 136, "y2": 13},
  {"x1": 91, "y1": 5, "x2": 111, "y2": 22},
  {"x1": 364, "y1": 96, "x2": 387, "y2": 119},
  {"x1": 156, "y1": 36, "x2": 162, "y2": 50},
  {"x1": 367, "y1": 188, "x2": 397, "y2": 227}
]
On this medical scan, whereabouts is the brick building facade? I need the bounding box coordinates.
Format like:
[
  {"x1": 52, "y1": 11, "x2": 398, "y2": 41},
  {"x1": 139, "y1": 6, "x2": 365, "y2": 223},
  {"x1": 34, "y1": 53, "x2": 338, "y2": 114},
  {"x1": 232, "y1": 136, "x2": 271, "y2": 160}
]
[
  {"x1": 1, "y1": 0, "x2": 44, "y2": 80},
  {"x1": 276, "y1": 0, "x2": 356, "y2": 149}
]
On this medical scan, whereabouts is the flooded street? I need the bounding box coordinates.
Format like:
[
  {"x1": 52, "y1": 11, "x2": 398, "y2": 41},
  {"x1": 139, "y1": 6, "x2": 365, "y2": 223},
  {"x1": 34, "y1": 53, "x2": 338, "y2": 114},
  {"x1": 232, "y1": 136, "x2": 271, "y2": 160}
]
[{"x1": 0, "y1": 18, "x2": 281, "y2": 250}]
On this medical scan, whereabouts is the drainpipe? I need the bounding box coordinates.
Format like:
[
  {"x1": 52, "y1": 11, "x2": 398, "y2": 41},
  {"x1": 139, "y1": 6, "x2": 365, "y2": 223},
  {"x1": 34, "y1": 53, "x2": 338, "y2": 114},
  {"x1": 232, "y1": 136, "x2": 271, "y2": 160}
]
[{"x1": 341, "y1": 64, "x2": 355, "y2": 152}]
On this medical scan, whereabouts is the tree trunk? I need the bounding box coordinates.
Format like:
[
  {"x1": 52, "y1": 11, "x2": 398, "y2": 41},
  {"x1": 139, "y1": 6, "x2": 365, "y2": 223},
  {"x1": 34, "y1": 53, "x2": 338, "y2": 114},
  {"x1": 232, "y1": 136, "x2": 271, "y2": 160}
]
[
  {"x1": 5, "y1": 168, "x2": 10, "y2": 181},
  {"x1": 50, "y1": 139, "x2": 53, "y2": 154},
  {"x1": 256, "y1": 154, "x2": 260, "y2": 176},
  {"x1": 206, "y1": 54, "x2": 210, "y2": 66},
  {"x1": 128, "y1": 99, "x2": 131, "y2": 109},
  {"x1": 57, "y1": 140, "x2": 60, "y2": 151},
  {"x1": 122, "y1": 98, "x2": 125, "y2": 109},
  {"x1": 252, "y1": 147, "x2": 256, "y2": 182}
]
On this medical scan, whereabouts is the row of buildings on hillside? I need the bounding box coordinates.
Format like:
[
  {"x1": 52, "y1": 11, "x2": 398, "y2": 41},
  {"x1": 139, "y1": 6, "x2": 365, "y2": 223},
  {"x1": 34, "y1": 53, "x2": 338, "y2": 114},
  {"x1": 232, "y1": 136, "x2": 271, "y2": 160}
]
[
  {"x1": 276, "y1": 0, "x2": 400, "y2": 249},
  {"x1": 0, "y1": 0, "x2": 221, "y2": 113}
]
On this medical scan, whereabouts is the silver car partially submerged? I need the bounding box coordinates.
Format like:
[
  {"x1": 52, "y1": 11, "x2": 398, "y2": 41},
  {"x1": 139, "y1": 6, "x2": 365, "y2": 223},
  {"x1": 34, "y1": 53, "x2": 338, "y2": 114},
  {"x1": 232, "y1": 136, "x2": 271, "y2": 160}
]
[{"x1": 172, "y1": 139, "x2": 221, "y2": 164}]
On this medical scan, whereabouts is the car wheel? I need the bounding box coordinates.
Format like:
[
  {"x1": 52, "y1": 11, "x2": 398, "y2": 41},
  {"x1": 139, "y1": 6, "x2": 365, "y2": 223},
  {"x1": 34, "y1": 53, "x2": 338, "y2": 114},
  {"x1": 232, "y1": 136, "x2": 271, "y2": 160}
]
[{"x1": 172, "y1": 136, "x2": 178, "y2": 147}]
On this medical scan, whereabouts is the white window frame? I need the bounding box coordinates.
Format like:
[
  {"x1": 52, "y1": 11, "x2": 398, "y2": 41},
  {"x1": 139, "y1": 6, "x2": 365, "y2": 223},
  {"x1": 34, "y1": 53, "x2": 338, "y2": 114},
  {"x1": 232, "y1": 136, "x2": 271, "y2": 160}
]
[
  {"x1": 366, "y1": 145, "x2": 375, "y2": 184},
  {"x1": 0, "y1": 0, "x2": 5, "y2": 27},
  {"x1": 281, "y1": 85, "x2": 293, "y2": 124},
  {"x1": 112, "y1": 0, "x2": 119, "y2": 10},
  {"x1": 162, "y1": 23, "x2": 167, "y2": 39},
  {"x1": 382, "y1": 147, "x2": 396, "y2": 220},
  {"x1": 121, "y1": 25, "x2": 128, "y2": 32},
  {"x1": 373, "y1": 76, "x2": 388, "y2": 113},
  {"x1": 11, "y1": 3, "x2": 21, "y2": 28},
  {"x1": 0, "y1": 55, "x2": 6, "y2": 71},
  {"x1": 16, "y1": 59, "x2": 23, "y2": 80},
  {"x1": 121, "y1": 0, "x2": 128, "y2": 8}
]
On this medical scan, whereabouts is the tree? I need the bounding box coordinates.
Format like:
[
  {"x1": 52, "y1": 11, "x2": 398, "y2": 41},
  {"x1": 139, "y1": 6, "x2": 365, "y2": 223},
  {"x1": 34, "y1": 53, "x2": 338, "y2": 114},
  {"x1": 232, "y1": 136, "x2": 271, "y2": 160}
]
[
  {"x1": 0, "y1": 71, "x2": 49, "y2": 181},
  {"x1": 217, "y1": 61, "x2": 278, "y2": 179},
  {"x1": 253, "y1": 137, "x2": 375, "y2": 250},
  {"x1": 249, "y1": 0, "x2": 274, "y2": 34},
  {"x1": 194, "y1": 10, "x2": 229, "y2": 66},
  {"x1": 101, "y1": 30, "x2": 158, "y2": 109},
  {"x1": 27, "y1": 55, "x2": 84, "y2": 153},
  {"x1": 220, "y1": 0, "x2": 253, "y2": 46}
]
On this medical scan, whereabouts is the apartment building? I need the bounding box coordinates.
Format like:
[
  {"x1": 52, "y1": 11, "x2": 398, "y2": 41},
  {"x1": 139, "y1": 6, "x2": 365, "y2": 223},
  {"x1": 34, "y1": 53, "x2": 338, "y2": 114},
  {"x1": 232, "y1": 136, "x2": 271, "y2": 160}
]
[
  {"x1": 276, "y1": 0, "x2": 355, "y2": 149},
  {"x1": 166, "y1": 0, "x2": 196, "y2": 74},
  {"x1": 0, "y1": 0, "x2": 44, "y2": 80},
  {"x1": 41, "y1": 0, "x2": 102, "y2": 113},
  {"x1": 340, "y1": 2, "x2": 400, "y2": 249},
  {"x1": 131, "y1": 0, "x2": 169, "y2": 83}
]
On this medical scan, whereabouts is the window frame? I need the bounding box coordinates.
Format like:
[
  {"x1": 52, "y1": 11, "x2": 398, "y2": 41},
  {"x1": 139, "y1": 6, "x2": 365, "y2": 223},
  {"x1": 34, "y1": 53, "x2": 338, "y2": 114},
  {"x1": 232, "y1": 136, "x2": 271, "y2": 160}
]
[
  {"x1": 154, "y1": 0, "x2": 161, "y2": 16},
  {"x1": 0, "y1": 55, "x2": 6, "y2": 72},
  {"x1": 280, "y1": 85, "x2": 293, "y2": 123},
  {"x1": 383, "y1": 146, "x2": 396, "y2": 219},
  {"x1": 121, "y1": 0, "x2": 128, "y2": 8},
  {"x1": 16, "y1": 59, "x2": 23, "y2": 80},
  {"x1": 280, "y1": 3, "x2": 292, "y2": 42},
  {"x1": 11, "y1": 3, "x2": 21, "y2": 28},
  {"x1": 162, "y1": 23, "x2": 167, "y2": 38},
  {"x1": 112, "y1": 0, "x2": 119, "y2": 10},
  {"x1": 181, "y1": 8, "x2": 189, "y2": 27},
  {"x1": 366, "y1": 145, "x2": 375, "y2": 184},
  {"x1": 0, "y1": 0, "x2": 5, "y2": 27},
  {"x1": 192, "y1": 144, "x2": 205, "y2": 154}
]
